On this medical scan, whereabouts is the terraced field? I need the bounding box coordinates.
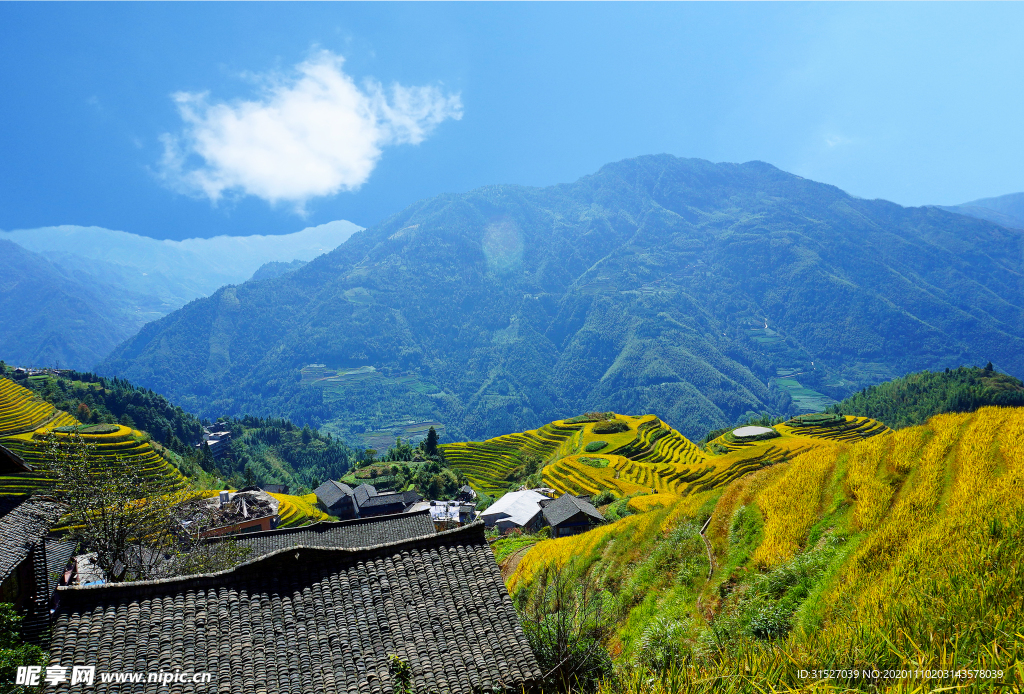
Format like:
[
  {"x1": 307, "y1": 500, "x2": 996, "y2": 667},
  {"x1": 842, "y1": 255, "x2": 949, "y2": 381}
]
[
  {"x1": 450, "y1": 411, "x2": 889, "y2": 502},
  {"x1": 0, "y1": 377, "x2": 187, "y2": 496},
  {"x1": 268, "y1": 491, "x2": 331, "y2": 527},
  {"x1": 0, "y1": 377, "x2": 75, "y2": 435},
  {"x1": 776, "y1": 414, "x2": 889, "y2": 441},
  {"x1": 440, "y1": 420, "x2": 585, "y2": 495}
]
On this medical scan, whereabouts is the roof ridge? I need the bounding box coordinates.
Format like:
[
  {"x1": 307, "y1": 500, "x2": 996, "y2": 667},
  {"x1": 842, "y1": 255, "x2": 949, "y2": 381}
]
[
  {"x1": 204, "y1": 508, "x2": 432, "y2": 544},
  {"x1": 58, "y1": 520, "x2": 484, "y2": 597}
]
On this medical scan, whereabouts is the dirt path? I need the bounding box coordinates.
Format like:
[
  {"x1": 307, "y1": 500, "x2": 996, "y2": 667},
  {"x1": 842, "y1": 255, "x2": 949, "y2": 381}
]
[{"x1": 500, "y1": 544, "x2": 536, "y2": 582}]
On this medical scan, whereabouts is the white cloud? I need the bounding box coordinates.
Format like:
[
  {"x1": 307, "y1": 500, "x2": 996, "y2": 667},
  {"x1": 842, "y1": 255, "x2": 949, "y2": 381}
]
[{"x1": 159, "y1": 50, "x2": 462, "y2": 211}]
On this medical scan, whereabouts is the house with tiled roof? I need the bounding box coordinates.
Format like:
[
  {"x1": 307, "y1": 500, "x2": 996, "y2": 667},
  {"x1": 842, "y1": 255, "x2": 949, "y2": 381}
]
[
  {"x1": 313, "y1": 479, "x2": 358, "y2": 518},
  {"x1": 314, "y1": 480, "x2": 422, "y2": 519},
  {"x1": 51, "y1": 522, "x2": 541, "y2": 693},
  {"x1": 542, "y1": 494, "x2": 606, "y2": 538},
  {"x1": 0, "y1": 495, "x2": 68, "y2": 644}
]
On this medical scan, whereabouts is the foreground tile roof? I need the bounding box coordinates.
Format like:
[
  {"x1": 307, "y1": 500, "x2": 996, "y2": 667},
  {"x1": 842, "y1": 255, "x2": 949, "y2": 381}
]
[
  {"x1": 52, "y1": 522, "x2": 541, "y2": 693},
  {"x1": 209, "y1": 509, "x2": 436, "y2": 559},
  {"x1": 0, "y1": 495, "x2": 64, "y2": 583}
]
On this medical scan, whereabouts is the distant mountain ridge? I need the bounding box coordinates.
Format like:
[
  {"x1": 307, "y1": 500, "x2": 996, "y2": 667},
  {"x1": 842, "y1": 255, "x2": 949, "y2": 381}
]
[
  {"x1": 0, "y1": 240, "x2": 165, "y2": 369},
  {"x1": 1, "y1": 220, "x2": 360, "y2": 369},
  {"x1": 98, "y1": 155, "x2": 1024, "y2": 444},
  {"x1": 938, "y1": 191, "x2": 1024, "y2": 230},
  {"x1": 1, "y1": 220, "x2": 361, "y2": 310}
]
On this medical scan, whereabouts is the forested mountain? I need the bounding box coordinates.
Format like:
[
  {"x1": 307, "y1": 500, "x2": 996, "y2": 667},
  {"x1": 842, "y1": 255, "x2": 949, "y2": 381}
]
[
  {"x1": 831, "y1": 364, "x2": 1024, "y2": 429},
  {"x1": 0, "y1": 240, "x2": 166, "y2": 369},
  {"x1": 98, "y1": 155, "x2": 1024, "y2": 444}
]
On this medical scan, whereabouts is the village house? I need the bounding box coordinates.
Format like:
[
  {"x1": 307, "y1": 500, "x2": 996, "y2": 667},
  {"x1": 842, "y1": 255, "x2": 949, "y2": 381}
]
[
  {"x1": 542, "y1": 493, "x2": 606, "y2": 538},
  {"x1": 51, "y1": 523, "x2": 542, "y2": 694},
  {"x1": 0, "y1": 495, "x2": 75, "y2": 646},
  {"x1": 479, "y1": 489, "x2": 550, "y2": 532},
  {"x1": 313, "y1": 480, "x2": 422, "y2": 519}
]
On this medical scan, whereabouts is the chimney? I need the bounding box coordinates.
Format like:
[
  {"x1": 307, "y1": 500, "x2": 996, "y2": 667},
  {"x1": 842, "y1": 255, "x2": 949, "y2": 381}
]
[{"x1": 219, "y1": 491, "x2": 230, "y2": 506}]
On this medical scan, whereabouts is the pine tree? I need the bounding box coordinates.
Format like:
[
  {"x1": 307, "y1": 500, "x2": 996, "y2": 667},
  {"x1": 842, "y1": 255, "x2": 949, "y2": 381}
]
[{"x1": 425, "y1": 426, "x2": 439, "y2": 456}]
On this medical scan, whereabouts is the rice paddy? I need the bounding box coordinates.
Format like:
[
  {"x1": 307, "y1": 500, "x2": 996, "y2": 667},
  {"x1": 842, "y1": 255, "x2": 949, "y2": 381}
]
[
  {"x1": 510, "y1": 405, "x2": 1024, "y2": 692},
  {"x1": 447, "y1": 412, "x2": 884, "y2": 503},
  {"x1": 0, "y1": 377, "x2": 187, "y2": 496}
]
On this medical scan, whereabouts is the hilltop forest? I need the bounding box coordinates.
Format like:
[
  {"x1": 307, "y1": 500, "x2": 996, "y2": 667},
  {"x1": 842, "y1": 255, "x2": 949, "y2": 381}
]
[{"x1": 97, "y1": 155, "x2": 1024, "y2": 449}]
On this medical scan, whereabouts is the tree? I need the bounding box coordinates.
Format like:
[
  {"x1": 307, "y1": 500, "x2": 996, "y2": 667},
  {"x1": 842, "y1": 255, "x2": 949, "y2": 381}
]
[
  {"x1": 424, "y1": 426, "x2": 439, "y2": 456},
  {"x1": 46, "y1": 433, "x2": 195, "y2": 582},
  {"x1": 0, "y1": 603, "x2": 46, "y2": 693}
]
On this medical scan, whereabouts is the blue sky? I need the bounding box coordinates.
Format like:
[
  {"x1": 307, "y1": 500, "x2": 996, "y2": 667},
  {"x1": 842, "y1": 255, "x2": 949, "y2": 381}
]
[{"x1": 2, "y1": 3, "x2": 1023, "y2": 240}]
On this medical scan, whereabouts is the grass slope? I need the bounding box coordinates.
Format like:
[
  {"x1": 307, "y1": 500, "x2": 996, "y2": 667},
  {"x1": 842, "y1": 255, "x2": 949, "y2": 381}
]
[{"x1": 510, "y1": 405, "x2": 1024, "y2": 692}]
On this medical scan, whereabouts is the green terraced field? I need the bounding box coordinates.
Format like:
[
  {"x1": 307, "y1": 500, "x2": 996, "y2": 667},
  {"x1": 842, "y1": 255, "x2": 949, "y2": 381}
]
[
  {"x1": 0, "y1": 377, "x2": 187, "y2": 497},
  {"x1": 450, "y1": 410, "x2": 889, "y2": 502}
]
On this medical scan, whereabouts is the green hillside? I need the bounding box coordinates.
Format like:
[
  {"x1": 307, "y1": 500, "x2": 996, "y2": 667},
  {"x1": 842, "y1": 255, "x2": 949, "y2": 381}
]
[
  {"x1": 831, "y1": 364, "x2": 1024, "y2": 429},
  {"x1": 0, "y1": 366, "x2": 358, "y2": 494},
  {"x1": 97, "y1": 156, "x2": 1024, "y2": 446},
  {"x1": 509, "y1": 406, "x2": 1024, "y2": 692}
]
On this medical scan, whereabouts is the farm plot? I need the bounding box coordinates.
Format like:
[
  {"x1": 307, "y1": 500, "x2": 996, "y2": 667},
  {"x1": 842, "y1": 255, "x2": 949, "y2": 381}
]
[
  {"x1": 441, "y1": 420, "x2": 584, "y2": 495},
  {"x1": 777, "y1": 414, "x2": 889, "y2": 442},
  {"x1": 0, "y1": 378, "x2": 188, "y2": 497}
]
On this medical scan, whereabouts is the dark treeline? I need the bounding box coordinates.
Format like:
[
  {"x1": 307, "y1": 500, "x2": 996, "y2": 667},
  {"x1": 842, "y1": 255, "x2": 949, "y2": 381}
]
[
  {"x1": 221, "y1": 414, "x2": 357, "y2": 493},
  {"x1": 830, "y1": 364, "x2": 1024, "y2": 429}
]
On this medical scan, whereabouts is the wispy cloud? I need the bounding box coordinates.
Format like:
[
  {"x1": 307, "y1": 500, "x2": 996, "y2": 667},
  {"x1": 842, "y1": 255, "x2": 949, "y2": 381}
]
[{"x1": 159, "y1": 50, "x2": 462, "y2": 212}]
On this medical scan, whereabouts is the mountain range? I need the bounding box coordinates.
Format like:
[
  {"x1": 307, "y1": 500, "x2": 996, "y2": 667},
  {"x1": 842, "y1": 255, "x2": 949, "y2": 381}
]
[
  {"x1": 940, "y1": 191, "x2": 1024, "y2": 230},
  {"x1": 96, "y1": 155, "x2": 1024, "y2": 445},
  {"x1": 0, "y1": 221, "x2": 359, "y2": 368}
]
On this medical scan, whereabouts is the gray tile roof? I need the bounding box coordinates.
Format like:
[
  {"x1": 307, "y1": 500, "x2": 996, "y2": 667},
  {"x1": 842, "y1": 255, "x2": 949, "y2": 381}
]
[
  {"x1": 353, "y1": 483, "x2": 377, "y2": 507},
  {"x1": 313, "y1": 479, "x2": 353, "y2": 509},
  {"x1": 45, "y1": 539, "x2": 78, "y2": 595},
  {"x1": 52, "y1": 522, "x2": 541, "y2": 693},
  {"x1": 0, "y1": 495, "x2": 64, "y2": 583},
  {"x1": 359, "y1": 490, "x2": 420, "y2": 510},
  {"x1": 542, "y1": 494, "x2": 605, "y2": 528},
  {"x1": 208, "y1": 510, "x2": 436, "y2": 559}
]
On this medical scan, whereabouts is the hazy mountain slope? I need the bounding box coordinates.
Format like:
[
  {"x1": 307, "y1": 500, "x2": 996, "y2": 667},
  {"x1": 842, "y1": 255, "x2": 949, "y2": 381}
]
[
  {"x1": 1, "y1": 219, "x2": 360, "y2": 310},
  {"x1": 98, "y1": 156, "x2": 1024, "y2": 443},
  {"x1": 250, "y1": 260, "x2": 308, "y2": 282},
  {"x1": 0, "y1": 240, "x2": 163, "y2": 369},
  {"x1": 939, "y1": 191, "x2": 1024, "y2": 230}
]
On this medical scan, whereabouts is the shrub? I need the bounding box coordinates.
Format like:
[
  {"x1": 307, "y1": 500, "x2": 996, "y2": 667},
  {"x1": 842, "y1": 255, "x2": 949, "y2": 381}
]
[
  {"x1": 593, "y1": 490, "x2": 616, "y2": 506},
  {"x1": 748, "y1": 604, "x2": 791, "y2": 640},
  {"x1": 593, "y1": 420, "x2": 629, "y2": 434},
  {"x1": 787, "y1": 413, "x2": 845, "y2": 427},
  {"x1": 585, "y1": 440, "x2": 609, "y2": 452},
  {"x1": 566, "y1": 411, "x2": 614, "y2": 424}
]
